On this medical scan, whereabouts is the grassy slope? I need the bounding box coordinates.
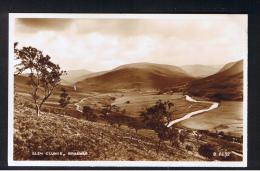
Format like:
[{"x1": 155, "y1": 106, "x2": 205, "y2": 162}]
[
  {"x1": 181, "y1": 64, "x2": 222, "y2": 78},
  {"x1": 61, "y1": 69, "x2": 92, "y2": 85},
  {"x1": 77, "y1": 63, "x2": 194, "y2": 92},
  {"x1": 187, "y1": 60, "x2": 243, "y2": 101},
  {"x1": 14, "y1": 103, "x2": 202, "y2": 161}
]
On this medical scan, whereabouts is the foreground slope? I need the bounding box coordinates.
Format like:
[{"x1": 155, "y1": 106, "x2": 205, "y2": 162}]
[
  {"x1": 188, "y1": 60, "x2": 243, "y2": 101},
  {"x1": 14, "y1": 103, "x2": 201, "y2": 161},
  {"x1": 77, "y1": 63, "x2": 193, "y2": 91}
]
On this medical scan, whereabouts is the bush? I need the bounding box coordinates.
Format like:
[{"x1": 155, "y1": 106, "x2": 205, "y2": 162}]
[
  {"x1": 59, "y1": 88, "x2": 71, "y2": 113},
  {"x1": 179, "y1": 131, "x2": 188, "y2": 144},
  {"x1": 218, "y1": 131, "x2": 225, "y2": 137},
  {"x1": 185, "y1": 144, "x2": 193, "y2": 151},
  {"x1": 107, "y1": 113, "x2": 131, "y2": 128},
  {"x1": 168, "y1": 128, "x2": 180, "y2": 147},
  {"x1": 128, "y1": 119, "x2": 143, "y2": 133},
  {"x1": 82, "y1": 106, "x2": 97, "y2": 121},
  {"x1": 198, "y1": 143, "x2": 217, "y2": 159},
  {"x1": 100, "y1": 105, "x2": 120, "y2": 117}
]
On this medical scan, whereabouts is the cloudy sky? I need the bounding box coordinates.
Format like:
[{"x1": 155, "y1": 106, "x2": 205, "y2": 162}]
[{"x1": 14, "y1": 14, "x2": 247, "y2": 72}]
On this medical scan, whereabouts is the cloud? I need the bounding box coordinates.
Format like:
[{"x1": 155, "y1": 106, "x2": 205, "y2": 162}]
[
  {"x1": 14, "y1": 15, "x2": 247, "y2": 72},
  {"x1": 15, "y1": 18, "x2": 73, "y2": 32}
]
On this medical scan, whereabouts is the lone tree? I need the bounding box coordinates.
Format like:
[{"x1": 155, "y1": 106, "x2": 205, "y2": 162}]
[
  {"x1": 59, "y1": 88, "x2": 71, "y2": 115},
  {"x1": 14, "y1": 43, "x2": 65, "y2": 116},
  {"x1": 140, "y1": 100, "x2": 174, "y2": 153},
  {"x1": 140, "y1": 100, "x2": 174, "y2": 130}
]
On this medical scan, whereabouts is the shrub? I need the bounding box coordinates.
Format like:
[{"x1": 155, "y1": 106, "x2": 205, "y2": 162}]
[
  {"x1": 218, "y1": 131, "x2": 225, "y2": 137},
  {"x1": 198, "y1": 143, "x2": 217, "y2": 159},
  {"x1": 107, "y1": 113, "x2": 131, "y2": 128},
  {"x1": 128, "y1": 119, "x2": 143, "y2": 133},
  {"x1": 179, "y1": 131, "x2": 189, "y2": 144},
  {"x1": 59, "y1": 88, "x2": 71, "y2": 115},
  {"x1": 82, "y1": 106, "x2": 96, "y2": 121},
  {"x1": 169, "y1": 128, "x2": 180, "y2": 147},
  {"x1": 185, "y1": 144, "x2": 193, "y2": 151},
  {"x1": 100, "y1": 105, "x2": 120, "y2": 117}
]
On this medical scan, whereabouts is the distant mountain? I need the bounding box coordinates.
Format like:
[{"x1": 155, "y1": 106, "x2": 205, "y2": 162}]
[
  {"x1": 181, "y1": 64, "x2": 222, "y2": 78},
  {"x1": 218, "y1": 61, "x2": 237, "y2": 73},
  {"x1": 61, "y1": 69, "x2": 92, "y2": 85},
  {"x1": 113, "y1": 62, "x2": 187, "y2": 74},
  {"x1": 77, "y1": 70, "x2": 108, "y2": 80},
  {"x1": 76, "y1": 62, "x2": 194, "y2": 92},
  {"x1": 188, "y1": 60, "x2": 243, "y2": 101}
]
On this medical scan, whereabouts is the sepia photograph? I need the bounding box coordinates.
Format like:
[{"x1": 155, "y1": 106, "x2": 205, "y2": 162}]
[{"x1": 8, "y1": 14, "x2": 247, "y2": 167}]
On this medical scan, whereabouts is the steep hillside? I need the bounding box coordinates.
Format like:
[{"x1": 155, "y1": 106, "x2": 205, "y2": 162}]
[
  {"x1": 77, "y1": 70, "x2": 108, "y2": 80},
  {"x1": 218, "y1": 61, "x2": 237, "y2": 73},
  {"x1": 77, "y1": 63, "x2": 194, "y2": 92},
  {"x1": 181, "y1": 64, "x2": 222, "y2": 78},
  {"x1": 188, "y1": 60, "x2": 243, "y2": 101},
  {"x1": 61, "y1": 69, "x2": 91, "y2": 85},
  {"x1": 14, "y1": 103, "x2": 201, "y2": 161}
]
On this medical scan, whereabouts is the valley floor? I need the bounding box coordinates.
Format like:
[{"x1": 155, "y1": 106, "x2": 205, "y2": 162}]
[{"x1": 13, "y1": 90, "x2": 243, "y2": 161}]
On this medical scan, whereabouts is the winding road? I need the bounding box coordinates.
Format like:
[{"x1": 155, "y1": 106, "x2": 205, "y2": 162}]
[
  {"x1": 167, "y1": 95, "x2": 219, "y2": 127},
  {"x1": 74, "y1": 98, "x2": 86, "y2": 113},
  {"x1": 74, "y1": 94, "x2": 244, "y2": 158},
  {"x1": 75, "y1": 95, "x2": 219, "y2": 125}
]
